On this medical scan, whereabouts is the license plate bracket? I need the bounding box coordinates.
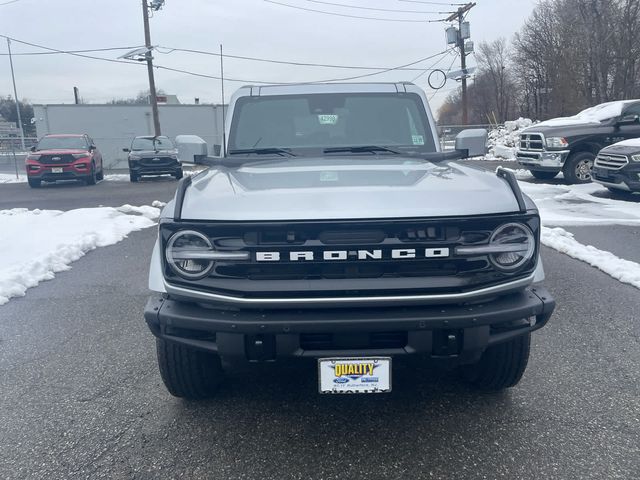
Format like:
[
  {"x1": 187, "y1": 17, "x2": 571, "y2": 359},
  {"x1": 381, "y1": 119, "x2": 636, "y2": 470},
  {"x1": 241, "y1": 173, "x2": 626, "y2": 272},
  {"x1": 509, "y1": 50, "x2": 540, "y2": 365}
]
[
  {"x1": 51, "y1": 167, "x2": 63, "y2": 174},
  {"x1": 318, "y1": 357, "x2": 391, "y2": 394}
]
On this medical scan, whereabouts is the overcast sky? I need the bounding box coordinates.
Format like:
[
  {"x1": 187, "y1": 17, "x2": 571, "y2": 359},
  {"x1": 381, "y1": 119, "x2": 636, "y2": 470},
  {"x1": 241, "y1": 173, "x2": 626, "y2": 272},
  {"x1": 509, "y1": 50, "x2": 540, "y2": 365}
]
[{"x1": 0, "y1": 0, "x2": 536, "y2": 111}]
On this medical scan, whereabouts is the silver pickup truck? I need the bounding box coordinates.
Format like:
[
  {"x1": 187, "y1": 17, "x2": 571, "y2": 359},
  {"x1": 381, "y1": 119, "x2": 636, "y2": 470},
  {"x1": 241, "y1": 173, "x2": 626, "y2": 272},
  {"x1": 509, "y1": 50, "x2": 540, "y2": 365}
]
[{"x1": 144, "y1": 82, "x2": 555, "y2": 398}]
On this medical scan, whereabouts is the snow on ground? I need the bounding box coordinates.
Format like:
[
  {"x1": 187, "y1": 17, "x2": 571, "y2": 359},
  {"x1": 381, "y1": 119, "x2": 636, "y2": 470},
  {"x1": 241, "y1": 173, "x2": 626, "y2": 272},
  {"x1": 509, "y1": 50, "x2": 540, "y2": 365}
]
[
  {"x1": 519, "y1": 179, "x2": 640, "y2": 290},
  {"x1": 0, "y1": 205, "x2": 160, "y2": 305},
  {"x1": 0, "y1": 173, "x2": 27, "y2": 184},
  {"x1": 542, "y1": 227, "x2": 640, "y2": 289}
]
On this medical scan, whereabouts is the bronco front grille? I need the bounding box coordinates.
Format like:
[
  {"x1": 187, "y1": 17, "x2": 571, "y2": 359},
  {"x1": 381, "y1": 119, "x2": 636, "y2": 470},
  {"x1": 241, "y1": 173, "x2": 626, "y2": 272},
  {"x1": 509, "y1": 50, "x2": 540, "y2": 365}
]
[
  {"x1": 519, "y1": 134, "x2": 544, "y2": 151},
  {"x1": 161, "y1": 215, "x2": 540, "y2": 300},
  {"x1": 595, "y1": 153, "x2": 629, "y2": 170}
]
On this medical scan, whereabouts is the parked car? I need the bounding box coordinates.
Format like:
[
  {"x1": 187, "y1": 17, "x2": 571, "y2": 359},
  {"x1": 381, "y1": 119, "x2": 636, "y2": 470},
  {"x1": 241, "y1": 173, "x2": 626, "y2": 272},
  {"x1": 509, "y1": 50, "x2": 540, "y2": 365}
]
[
  {"x1": 124, "y1": 136, "x2": 183, "y2": 182},
  {"x1": 25, "y1": 134, "x2": 104, "y2": 188},
  {"x1": 592, "y1": 138, "x2": 640, "y2": 194},
  {"x1": 144, "y1": 82, "x2": 555, "y2": 399},
  {"x1": 516, "y1": 100, "x2": 640, "y2": 183}
]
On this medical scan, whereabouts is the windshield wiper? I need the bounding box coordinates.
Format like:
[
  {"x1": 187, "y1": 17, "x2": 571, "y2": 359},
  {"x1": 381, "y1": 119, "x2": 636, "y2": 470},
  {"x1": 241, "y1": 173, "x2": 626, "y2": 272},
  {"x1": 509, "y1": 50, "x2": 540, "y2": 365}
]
[
  {"x1": 324, "y1": 145, "x2": 401, "y2": 155},
  {"x1": 227, "y1": 148, "x2": 296, "y2": 157}
]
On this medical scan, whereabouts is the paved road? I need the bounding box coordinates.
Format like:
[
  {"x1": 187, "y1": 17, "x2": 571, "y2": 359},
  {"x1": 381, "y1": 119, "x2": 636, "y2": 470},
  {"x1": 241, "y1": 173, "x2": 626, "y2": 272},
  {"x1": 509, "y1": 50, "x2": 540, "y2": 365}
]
[{"x1": 1, "y1": 179, "x2": 639, "y2": 479}]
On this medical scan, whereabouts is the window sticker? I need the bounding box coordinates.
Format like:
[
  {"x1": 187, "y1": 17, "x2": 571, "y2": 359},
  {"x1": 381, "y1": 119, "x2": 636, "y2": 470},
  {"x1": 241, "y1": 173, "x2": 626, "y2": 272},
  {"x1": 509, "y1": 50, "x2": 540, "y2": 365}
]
[
  {"x1": 412, "y1": 135, "x2": 425, "y2": 145},
  {"x1": 318, "y1": 114, "x2": 339, "y2": 125}
]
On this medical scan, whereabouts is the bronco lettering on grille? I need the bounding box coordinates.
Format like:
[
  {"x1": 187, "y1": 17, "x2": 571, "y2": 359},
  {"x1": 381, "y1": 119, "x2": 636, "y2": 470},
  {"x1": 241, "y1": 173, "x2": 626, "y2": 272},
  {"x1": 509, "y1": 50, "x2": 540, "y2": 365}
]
[{"x1": 255, "y1": 248, "x2": 450, "y2": 262}]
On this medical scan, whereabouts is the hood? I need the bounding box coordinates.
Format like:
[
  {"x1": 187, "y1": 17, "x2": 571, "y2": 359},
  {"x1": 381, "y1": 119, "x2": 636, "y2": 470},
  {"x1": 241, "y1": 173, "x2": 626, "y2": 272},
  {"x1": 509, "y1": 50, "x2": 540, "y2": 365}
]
[
  {"x1": 130, "y1": 149, "x2": 177, "y2": 157},
  {"x1": 601, "y1": 138, "x2": 640, "y2": 155},
  {"x1": 34, "y1": 149, "x2": 90, "y2": 155},
  {"x1": 180, "y1": 157, "x2": 522, "y2": 221},
  {"x1": 521, "y1": 121, "x2": 611, "y2": 137}
]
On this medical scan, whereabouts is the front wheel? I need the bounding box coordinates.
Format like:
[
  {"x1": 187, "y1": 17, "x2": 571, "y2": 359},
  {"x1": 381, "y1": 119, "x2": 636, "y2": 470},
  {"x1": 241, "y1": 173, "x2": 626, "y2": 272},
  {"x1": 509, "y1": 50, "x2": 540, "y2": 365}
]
[
  {"x1": 563, "y1": 152, "x2": 595, "y2": 184},
  {"x1": 174, "y1": 169, "x2": 184, "y2": 180},
  {"x1": 460, "y1": 334, "x2": 531, "y2": 391},
  {"x1": 86, "y1": 163, "x2": 97, "y2": 185},
  {"x1": 530, "y1": 170, "x2": 558, "y2": 181},
  {"x1": 129, "y1": 173, "x2": 139, "y2": 183},
  {"x1": 28, "y1": 178, "x2": 41, "y2": 188},
  {"x1": 156, "y1": 338, "x2": 224, "y2": 399}
]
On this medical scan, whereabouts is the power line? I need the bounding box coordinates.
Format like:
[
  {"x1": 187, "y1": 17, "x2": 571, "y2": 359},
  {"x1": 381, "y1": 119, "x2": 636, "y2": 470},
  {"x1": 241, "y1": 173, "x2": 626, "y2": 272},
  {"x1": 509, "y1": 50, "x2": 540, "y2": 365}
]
[
  {"x1": 156, "y1": 46, "x2": 449, "y2": 72},
  {"x1": 303, "y1": 0, "x2": 446, "y2": 14},
  {"x1": 0, "y1": 0, "x2": 22, "y2": 6},
  {"x1": 410, "y1": 48, "x2": 455, "y2": 82},
  {"x1": 399, "y1": 0, "x2": 465, "y2": 5},
  {"x1": 0, "y1": 46, "x2": 145, "y2": 56},
  {"x1": 1, "y1": 34, "x2": 451, "y2": 86},
  {"x1": 428, "y1": 51, "x2": 459, "y2": 101},
  {"x1": 264, "y1": 0, "x2": 445, "y2": 22}
]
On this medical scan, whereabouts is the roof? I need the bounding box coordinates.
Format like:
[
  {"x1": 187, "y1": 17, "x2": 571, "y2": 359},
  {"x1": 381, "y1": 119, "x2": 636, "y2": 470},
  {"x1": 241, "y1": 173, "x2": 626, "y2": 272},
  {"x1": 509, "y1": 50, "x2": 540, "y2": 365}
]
[
  {"x1": 43, "y1": 134, "x2": 85, "y2": 137},
  {"x1": 236, "y1": 82, "x2": 419, "y2": 97}
]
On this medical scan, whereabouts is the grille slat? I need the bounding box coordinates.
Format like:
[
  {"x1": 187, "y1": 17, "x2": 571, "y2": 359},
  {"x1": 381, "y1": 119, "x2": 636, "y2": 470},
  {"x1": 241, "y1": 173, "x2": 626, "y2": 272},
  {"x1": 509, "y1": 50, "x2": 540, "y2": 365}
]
[
  {"x1": 595, "y1": 153, "x2": 629, "y2": 170},
  {"x1": 519, "y1": 134, "x2": 544, "y2": 151}
]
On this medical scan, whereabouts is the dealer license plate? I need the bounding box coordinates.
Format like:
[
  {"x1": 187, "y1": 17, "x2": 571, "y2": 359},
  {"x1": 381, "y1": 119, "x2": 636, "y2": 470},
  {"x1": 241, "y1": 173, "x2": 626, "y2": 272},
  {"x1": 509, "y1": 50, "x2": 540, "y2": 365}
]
[
  {"x1": 318, "y1": 357, "x2": 391, "y2": 394},
  {"x1": 51, "y1": 167, "x2": 63, "y2": 173}
]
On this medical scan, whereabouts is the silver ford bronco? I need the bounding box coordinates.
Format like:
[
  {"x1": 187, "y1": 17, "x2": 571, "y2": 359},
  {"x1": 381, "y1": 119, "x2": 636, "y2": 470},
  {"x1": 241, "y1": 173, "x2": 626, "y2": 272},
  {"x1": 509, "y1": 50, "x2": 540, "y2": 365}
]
[{"x1": 144, "y1": 82, "x2": 555, "y2": 398}]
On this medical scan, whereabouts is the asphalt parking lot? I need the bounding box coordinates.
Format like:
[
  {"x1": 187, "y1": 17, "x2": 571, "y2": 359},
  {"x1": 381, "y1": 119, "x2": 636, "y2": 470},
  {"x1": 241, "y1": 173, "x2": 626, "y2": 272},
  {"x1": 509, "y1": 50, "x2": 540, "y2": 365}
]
[{"x1": 1, "y1": 175, "x2": 639, "y2": 479}]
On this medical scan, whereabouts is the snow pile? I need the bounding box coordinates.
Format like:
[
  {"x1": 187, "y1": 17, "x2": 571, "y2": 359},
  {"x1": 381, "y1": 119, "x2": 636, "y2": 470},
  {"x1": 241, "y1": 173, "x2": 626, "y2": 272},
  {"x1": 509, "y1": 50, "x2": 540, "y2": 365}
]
[
  {"x1": 485, "y1": 118, "x2": 532, "y2": 160},
  {"x1": 0, "y1": 173, "x2": 27, "y2": 184},
  {"x1": 0, "y1": 205, "x2": 160, "y2": 305},
  {"x1": 519, "y1": 182, "x2": 640, "y2": 226},
  {"x1": 542, "y1": 227, "x2": 640, "y2": 289}
]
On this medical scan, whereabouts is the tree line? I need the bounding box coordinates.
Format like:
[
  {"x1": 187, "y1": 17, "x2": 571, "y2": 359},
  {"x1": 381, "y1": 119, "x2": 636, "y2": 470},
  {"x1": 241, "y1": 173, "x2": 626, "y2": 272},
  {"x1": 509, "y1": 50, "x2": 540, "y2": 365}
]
[{"x1": 437, "y1": 0, "x2": 640, "y2": 125}]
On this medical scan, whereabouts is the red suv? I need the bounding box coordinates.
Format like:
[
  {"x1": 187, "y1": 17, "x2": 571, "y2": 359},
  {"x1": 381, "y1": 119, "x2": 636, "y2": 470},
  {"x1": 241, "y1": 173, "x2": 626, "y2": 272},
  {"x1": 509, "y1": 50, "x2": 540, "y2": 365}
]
[{"x1": 26, "y1": 134, "x2": 104, "y2": 188}]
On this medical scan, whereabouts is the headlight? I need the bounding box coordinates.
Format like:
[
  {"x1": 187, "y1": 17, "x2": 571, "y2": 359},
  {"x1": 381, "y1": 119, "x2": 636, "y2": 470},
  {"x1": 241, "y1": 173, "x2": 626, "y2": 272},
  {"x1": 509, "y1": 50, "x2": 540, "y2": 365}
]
[
  {"x1": 72, "y1": 153, "x2": 90, "y2": 160},
  {"x1": 166, "y1": 230, "x2": 215, "y2": 279},
  {"x1": 488, "y1": 223, "x2": 536, "y2": 272},
  {"x1": 631, "y1": 154, "x2": 640, "y2": 162},
  {"x1": 545, "y1": 137, "x2": 569, "y2": 149},
  {"x1": 26, "y1": 154, "x2": 41, "y2": 161},
  {"x1": 129, "y1": 154, "x2": 142, "y2": 160}
]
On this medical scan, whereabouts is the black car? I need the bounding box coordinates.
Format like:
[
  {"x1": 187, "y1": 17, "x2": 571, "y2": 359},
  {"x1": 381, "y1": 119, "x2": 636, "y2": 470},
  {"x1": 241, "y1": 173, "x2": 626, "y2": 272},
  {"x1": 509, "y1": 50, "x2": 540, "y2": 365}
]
[
  {"x1": 124, "y1": 136, "x2": 183, "y2": 182},
  {"x1": 517, "y1": 100, "x2": 640, "y2": 183},
  {"x1": 592, "y1": 139, "x2": 640, "y2": 194}
]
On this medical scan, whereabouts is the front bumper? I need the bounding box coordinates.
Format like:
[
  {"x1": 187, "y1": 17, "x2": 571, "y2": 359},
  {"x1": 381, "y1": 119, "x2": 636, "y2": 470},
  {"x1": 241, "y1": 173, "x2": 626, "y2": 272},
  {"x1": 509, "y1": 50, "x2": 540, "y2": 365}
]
[
  {"x1": 144, "y1": 286, "x2": 555, "y2": 362},
  {"x1": 27, "y1": 164, "x2": 90, "y2": 181},
  {"x1": 516, "y1": 150, "x2": 570, "y2": 171},
  {"x1": 129, "y1": 162, "x2": 181, "y2": 176},
  {"x1": 592, "y1": 166, "x2": 640, "y2": 192}
]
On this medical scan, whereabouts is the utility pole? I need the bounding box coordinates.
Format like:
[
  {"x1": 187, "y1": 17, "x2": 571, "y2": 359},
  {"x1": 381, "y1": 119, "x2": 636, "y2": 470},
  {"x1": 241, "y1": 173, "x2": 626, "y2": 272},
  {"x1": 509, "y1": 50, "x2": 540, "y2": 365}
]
[
  {"x1": 6, "y1": 38, "x2": 25, "y2": 150},
  {"x1": 445, "y1": 2, "x2": 475, "y2": 125},
  {"x1": 142, "y1": 0, "x2": 162, "y2": 136}
]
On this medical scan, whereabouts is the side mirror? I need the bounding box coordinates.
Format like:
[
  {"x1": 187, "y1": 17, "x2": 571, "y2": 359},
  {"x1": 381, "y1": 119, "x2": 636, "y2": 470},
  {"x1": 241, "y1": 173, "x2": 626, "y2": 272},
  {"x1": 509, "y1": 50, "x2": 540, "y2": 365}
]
[
  {"x1": 213, "y1": 144, "x2": 222, "y2": 156},
  {"x1": 455, "y1": 129, "x2": 488, "y2": 158},
  {"x1": 123, "y1": 148, "x2": 130, "y2": 153},
  {"x1": 618, "y1": 114, "x2": 639, "y2": 125},
  {"x1": 89, "y1": 144, "x2": 97, "y2": 151},
  {"x1": 30, "y1": 145, "x2": 37, "y2": 152}
]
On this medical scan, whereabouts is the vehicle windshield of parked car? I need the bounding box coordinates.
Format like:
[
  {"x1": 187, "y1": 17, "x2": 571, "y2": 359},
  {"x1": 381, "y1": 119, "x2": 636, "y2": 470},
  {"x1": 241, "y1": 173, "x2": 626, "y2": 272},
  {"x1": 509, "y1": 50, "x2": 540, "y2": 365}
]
[
  {"x1": 228, "y1": 93, "x2": 436, "y2": 154},
  {"x1": 131, "y1": 137, "x2": 174, "y2": 151},
  {"x1": 37, "y1": 136, "x2": 88, "y2": 150}
]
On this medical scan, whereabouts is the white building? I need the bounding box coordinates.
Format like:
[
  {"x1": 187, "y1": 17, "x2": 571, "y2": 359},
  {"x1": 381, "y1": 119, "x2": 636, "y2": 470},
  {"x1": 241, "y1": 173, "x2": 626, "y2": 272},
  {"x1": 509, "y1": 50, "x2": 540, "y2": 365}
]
[{"x1": 33, "y1": 104, "x2": 226, "y2": 169}]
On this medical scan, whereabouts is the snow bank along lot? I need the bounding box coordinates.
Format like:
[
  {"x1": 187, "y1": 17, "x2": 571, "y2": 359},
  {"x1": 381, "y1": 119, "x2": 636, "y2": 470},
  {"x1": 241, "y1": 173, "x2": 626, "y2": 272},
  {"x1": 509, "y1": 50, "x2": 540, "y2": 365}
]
[
  {"x1": 518, "y1": 181, "x2": 640, "y2": 290},
  {"x1": 0, "y1": 205, "x2": 160, "y2": 305},
  {"x1": 0, "y1": 176, "x2": 639, "y2": 305}
]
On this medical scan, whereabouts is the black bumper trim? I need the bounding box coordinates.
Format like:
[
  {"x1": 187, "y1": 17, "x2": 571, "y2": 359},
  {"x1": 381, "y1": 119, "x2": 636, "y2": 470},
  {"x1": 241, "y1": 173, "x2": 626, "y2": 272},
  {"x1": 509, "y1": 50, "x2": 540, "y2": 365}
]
[{"x1": 144, "y1": 287, "x2": 555, "y2": 359}]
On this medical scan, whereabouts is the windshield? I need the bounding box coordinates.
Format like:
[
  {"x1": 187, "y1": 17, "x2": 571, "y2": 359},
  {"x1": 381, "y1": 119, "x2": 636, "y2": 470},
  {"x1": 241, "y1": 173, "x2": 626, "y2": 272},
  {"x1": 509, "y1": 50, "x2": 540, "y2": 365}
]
[
  {"x1": 228, "y1": 93, "x2": 435, "y2": 154},
  {"x1": 37, "y1": 136, "x2": 88, "y2": 150},
  {"x1": 131, "y1": 137, "x2": 174, "y2": 151}
]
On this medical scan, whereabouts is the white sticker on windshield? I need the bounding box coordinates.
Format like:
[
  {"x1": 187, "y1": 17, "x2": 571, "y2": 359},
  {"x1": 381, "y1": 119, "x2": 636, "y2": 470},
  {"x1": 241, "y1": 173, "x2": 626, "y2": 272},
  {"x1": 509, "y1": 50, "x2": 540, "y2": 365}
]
[
  {"x1": 318, "y1": 115, "x2": 339, "y2": 125},
  {"x1": 412, "y1": 135, "x2": 425, "y2": 145}
]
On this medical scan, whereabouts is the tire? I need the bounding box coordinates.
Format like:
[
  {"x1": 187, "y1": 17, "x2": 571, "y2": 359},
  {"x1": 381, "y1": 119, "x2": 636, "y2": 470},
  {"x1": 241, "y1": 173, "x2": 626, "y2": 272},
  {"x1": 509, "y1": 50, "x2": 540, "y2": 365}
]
[
  {"x1": 96, "y1": 167, "x2": 104, "y2": 181},
  {"x1": 530, "y1": 170, "x2": 558, "y2": 181},
  {"x1": 461, "y1": 333, "x2": 531, "y2": 391},
  {"x1": 28, "y1": 178, "x2": 41, "y2": 188},
  {"x1": 174, "y1": 169, "x2": 184, "y2": 180},
  {"x1": 129, "y1": 173, "x2": 139, "y2": 183},
  {"x1": 86, "y1": 163, "x2": 97, "y2": 185},
  {"x1": 156, "y1": 338, "x2": 224, "y2": 399},
  {"x1": 563, "y1": 152, "x2": 595, "y2": 184}
]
